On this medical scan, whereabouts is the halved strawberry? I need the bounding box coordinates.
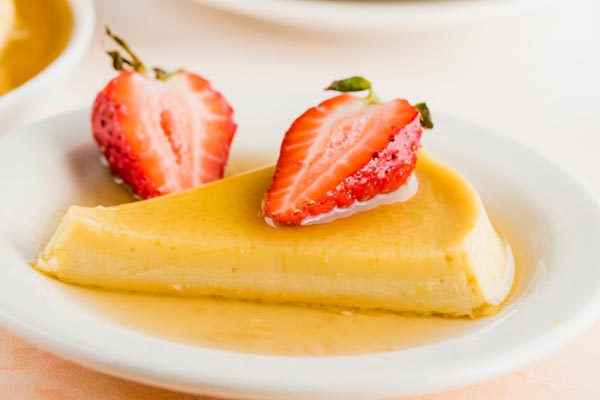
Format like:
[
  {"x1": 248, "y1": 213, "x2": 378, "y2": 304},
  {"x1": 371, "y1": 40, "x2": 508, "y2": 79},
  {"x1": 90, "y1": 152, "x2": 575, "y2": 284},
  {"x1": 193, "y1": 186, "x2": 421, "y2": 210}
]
[
  {"x1": 92, "y1": 26, "x2": 236, "y2": 199},
  {"x1": 262, "y1": 76, "x2": 433, "y2": 226}
]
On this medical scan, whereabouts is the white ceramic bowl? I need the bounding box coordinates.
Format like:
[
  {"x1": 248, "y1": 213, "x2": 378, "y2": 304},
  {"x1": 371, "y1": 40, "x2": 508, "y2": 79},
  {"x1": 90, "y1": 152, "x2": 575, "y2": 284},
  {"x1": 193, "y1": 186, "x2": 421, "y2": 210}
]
[{"x1": 0, "y1": 0, "x2": 95, "y2": 132}]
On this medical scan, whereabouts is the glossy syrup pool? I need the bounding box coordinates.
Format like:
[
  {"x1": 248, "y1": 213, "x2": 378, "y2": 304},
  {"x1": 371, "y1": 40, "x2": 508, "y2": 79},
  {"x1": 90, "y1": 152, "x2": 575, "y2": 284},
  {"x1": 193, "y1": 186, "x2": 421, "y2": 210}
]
[
  {"x1": 63, "y1": 285, "x2": 476, "y2": 356},
  {"x1": 54, "y1": 152, "x2": 519, "y2": 356}
]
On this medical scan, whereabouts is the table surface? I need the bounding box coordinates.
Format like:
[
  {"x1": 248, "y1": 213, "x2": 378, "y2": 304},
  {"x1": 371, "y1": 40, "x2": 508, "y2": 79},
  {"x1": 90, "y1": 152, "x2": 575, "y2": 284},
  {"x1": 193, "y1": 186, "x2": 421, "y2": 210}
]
[{"x1": 2, "y1": 0, "x2": 599, "y2": 398}]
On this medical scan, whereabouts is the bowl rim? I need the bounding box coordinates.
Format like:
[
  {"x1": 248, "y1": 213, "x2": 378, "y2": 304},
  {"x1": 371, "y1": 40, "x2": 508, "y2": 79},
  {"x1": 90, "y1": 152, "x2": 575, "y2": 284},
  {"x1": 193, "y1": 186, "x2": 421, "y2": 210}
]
[{"x1": 0, "y1": 0, "x2": 96, "y2": 111}]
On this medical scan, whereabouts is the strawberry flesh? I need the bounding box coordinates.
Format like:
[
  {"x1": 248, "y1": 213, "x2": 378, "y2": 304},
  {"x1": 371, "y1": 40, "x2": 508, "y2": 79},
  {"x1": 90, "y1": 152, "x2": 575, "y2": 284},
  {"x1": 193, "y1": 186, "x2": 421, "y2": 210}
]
[
  {"x1": 92, "y1": 70, "x2": 236, "y2": 199},
  {"x1": 263, "y1": 93, "x2": 422, "y2": 226}
]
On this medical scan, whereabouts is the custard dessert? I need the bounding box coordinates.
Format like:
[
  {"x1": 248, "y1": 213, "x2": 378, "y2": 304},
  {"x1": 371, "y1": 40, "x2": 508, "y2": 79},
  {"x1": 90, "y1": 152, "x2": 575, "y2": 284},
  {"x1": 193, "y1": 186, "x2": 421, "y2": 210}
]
[
  {"x1": 35, "y1": 66, "x2": 514, "y2": 319},
  {"x1": 36, "y1": 152, "x2": 513, "y2": 318}
]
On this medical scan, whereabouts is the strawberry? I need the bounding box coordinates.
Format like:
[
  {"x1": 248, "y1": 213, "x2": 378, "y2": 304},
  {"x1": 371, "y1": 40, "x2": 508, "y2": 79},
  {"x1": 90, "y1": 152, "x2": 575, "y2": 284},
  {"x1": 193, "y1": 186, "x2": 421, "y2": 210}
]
[
  {"x1": 92, "y1": 26, "x2": 236, "y2": 199},
  {"x1": 262, "y1": 76, "x2": 433, "y2": 226}
]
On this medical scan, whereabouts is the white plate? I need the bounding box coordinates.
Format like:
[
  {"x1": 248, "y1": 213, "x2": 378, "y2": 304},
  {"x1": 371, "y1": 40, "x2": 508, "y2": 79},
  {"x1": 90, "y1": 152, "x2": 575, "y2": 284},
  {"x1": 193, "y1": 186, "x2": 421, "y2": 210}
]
[
  {"x1": 0, "y1": 88, "x2": 599, "y2": 399},
  {"x1": 192, "y1": 0, "x2": 551, "y2": 32}
]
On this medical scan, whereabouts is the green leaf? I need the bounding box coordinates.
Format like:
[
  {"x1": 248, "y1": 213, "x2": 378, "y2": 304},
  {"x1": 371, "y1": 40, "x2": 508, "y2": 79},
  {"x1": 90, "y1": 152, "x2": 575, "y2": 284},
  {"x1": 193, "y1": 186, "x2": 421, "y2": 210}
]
[
  {"x1": 107, "y1": 51, "x2": 124, "y2": 71},
  {"x1": 414, "y1": 102, "x2": 434, "y2": 129},
  {"x1": 326, "y1": 76, "x2": 372, "y2": 92},
  {"x1": 153, "y1": 67, "x2": 172, "y2": 81}
]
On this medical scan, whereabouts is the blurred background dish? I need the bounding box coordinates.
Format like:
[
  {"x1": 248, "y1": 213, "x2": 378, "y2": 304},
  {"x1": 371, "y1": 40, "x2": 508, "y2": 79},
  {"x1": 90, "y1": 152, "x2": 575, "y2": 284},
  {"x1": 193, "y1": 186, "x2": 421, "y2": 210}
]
[
  {"x1": 0, "y1": 0, "x2": 16, "y2": 53},
  {"x1": 0, "y1": 0, "x2": 72, "y2": 96},
  {"x1": 0, "y1": 0, "x2": 94, "y2": 131},
  {"x1": 192, "y1": 0, "x2": 553, "y2": 32}
]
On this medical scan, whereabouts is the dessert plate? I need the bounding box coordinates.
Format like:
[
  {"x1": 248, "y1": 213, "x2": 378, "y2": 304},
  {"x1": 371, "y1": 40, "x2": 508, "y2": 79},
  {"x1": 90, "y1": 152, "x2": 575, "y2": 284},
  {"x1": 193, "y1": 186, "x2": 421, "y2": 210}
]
[
  {"x1": 1, "y1": 88, "x2": 600, "y2": 399},
  {"x1": 192, "y1": 0, "x2": 551, "y2": 32}
]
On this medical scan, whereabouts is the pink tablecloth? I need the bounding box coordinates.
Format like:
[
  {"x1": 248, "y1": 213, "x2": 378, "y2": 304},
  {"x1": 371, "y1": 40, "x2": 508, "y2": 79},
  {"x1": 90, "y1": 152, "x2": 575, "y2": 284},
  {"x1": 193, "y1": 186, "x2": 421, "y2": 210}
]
[{"x1": 1, "y1": 323, "x2": 598, "y2": 400}]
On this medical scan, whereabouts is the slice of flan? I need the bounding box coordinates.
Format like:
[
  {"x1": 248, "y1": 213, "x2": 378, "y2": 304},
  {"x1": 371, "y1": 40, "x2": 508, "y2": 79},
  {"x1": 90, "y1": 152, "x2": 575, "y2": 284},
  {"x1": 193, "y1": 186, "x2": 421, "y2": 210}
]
[{"x1": 35, "y1": 152, "x2": 514, "y2": 318}]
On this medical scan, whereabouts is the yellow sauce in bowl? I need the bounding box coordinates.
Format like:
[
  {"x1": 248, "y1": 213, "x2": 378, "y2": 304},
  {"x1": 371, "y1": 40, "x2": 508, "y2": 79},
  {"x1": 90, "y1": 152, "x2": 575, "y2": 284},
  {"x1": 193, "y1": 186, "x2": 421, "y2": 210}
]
[{"x1": 0, "y1": 0, "x2": 72, "y2": 96}]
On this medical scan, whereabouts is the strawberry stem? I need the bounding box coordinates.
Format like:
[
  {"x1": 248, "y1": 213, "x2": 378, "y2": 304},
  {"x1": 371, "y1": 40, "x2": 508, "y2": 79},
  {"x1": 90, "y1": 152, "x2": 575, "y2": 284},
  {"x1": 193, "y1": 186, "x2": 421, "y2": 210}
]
[
  {"x1": 327, "y1": 77, "x2": 433, "y2": 129},
  {"x1": 326, "y1": 76, "x2": 380, "y2": 104},
  {"x1": 104, "y1": 25, "x2": 174, "y2": 81},
  {"x1": 153, "y1": 67, "x2": 175, "y2": 81},
  {"x1": 365, "y1": 90, "x2": 380, "y2": 105},
  {"x1": 414, "y1": 103, "x2": 434, "y2": 129},
  {"x1": 104, "y1": 25, "x2": 146, "y2": 73}
]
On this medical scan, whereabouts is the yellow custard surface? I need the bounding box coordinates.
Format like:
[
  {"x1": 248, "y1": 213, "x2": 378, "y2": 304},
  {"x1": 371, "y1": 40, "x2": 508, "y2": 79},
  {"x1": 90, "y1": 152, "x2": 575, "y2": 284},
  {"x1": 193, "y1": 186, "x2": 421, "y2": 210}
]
[
  {"x1": 0, "y1": 0, "x2": 72, "y2": 95},
  {"x1": 36, "y1": 151, "x2": 514, "y2": 318}
]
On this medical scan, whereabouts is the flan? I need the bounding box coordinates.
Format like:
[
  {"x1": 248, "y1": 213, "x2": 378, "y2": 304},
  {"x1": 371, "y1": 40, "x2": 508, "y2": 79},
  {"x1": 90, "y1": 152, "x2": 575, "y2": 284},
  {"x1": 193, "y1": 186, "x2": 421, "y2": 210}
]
[{"x1": 35, "y1": 151, "x2": 514, "y2": 318}]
